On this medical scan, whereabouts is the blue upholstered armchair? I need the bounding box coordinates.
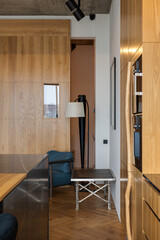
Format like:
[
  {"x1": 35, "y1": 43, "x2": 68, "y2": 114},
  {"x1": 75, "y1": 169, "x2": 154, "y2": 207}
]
[
  {"x1": 0, "y1": 213, "x2": 18, "y2": 240},
  {"x1": 47, "y1": 150, "x2": 73, "y2": 198}
]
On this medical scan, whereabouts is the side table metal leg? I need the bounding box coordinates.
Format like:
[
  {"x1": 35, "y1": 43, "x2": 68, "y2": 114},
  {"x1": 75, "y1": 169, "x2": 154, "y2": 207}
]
[
  {"x1": 50, "y1": 164, "x2": 53, "y2": 199},
  {"x1": 76, "y1": 181, "x2": 79, "y2": 210},
  {"x1": 104, "y1": 181, "x2": 107, "y2": 197},
  {"x1": 108, "y1": 182, "x2": 111, "y2": 210}
]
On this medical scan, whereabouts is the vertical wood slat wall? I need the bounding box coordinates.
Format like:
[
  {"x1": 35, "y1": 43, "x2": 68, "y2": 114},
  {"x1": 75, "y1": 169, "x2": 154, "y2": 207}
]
[{"x1": 0, "y1": 20, "x2": 70, "y2": 154}]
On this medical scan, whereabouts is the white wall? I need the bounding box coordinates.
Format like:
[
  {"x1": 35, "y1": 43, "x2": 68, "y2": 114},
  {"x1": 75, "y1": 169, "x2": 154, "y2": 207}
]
[
  {"x1": 95, "y1": 15, "x2": 110, "y2": 169},
  {"x1": 109, "y1": 0, "x2": 121, "y2": 220},
  {"x1": 0, "y1": 15, "x2": 110, "y2": 169},
  {"x1": 71, "y1": 15, "x2": 110, "y2": 169}
]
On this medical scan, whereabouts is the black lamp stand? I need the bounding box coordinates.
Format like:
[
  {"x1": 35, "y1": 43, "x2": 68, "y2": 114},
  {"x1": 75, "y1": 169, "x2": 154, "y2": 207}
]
[{"x1": 76, "y1": 95, "x2": 89, "y2": 169}]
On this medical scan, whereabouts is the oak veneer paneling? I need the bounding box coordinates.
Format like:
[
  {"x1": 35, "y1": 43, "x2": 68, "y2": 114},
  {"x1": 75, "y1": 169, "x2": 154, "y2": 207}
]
[
  {"x1": 43, "y1": 36, "x2": 70, "y2": 84},
  {"x1": 143, "y1": 0, "x2": 160, "y2": 42},
  {"x1": 124, "y1": 167, "x2": 142, "y2": 240},
  {"x1": 127, "y1": 0, "x2": 134, "y2": 62},
  {"x1": 0, "y1": 83, "x2": 9, "y2": 119},
  {"x1": 38, "y1": 119, "x2": 70, "y2": 154},
  {"x1": 121, "y1": 0, "x2": 129, "y2": 71},
  {"x1": 143, "y1": 178, "x2": 160, "y2": 240},
  {"x1": 0, "y1": 118, "x2": 70, "y2": 154},
  {"x1": 0, "y1": 20, "x2": 70, "y2": 37},
  {"x1": 0, "y1": 83, "x2": 42, "y2": 119},
  {"x1": 132, "y1": 166, "x2": 143, "y2": 240},
  {"x1": 143, "y1": 43, "x2": 160, "y2": 173},
  {"x1": 135, "y1": 0, "x2": 142, "y2": 48},
  {"x1": 130, "y1": 172, "x2": 136, "y2": 239},
  {"x1": 128, "y1": 0, "x2": 142, "y2": 61},
  {"x1": 0, "y1": 20, "x2": 70, "y2": 154},
  {"x1": 0, "y1": 119, "x2": 8, "y2": 153},
  {"x1": 7, "y1": 119, "x2": 36, "y2": 154},
  {"x1": 143, "y1": 200, "x2": 160, "y2": 240},
  {"x1": 121, "y1": 0, "x2": 142, "y2": 72},
  {"x1": 120, "y1": 160, "x2": 128, "y2": 224},
  {"x1": 143, "y1": 179, "x2": 160, "y2": 219},
  {"x1": 59, "y1": 83, "x2": 70, "y2": 119},
  {"x1": 0, "y1": 36, "x2": 70, "y2": 84}
]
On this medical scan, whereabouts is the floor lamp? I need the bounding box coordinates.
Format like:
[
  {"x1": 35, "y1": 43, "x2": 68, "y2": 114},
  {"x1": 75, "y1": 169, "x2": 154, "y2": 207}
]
[{"x1": 65, "y1": 95, "x2": 89, "y2": 169}]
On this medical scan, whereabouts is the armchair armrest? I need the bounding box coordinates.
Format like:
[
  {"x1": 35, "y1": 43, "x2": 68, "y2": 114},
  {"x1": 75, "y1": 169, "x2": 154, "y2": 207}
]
[{"x1": 48, "y1": 158, "x2": 74, "y2": 165}]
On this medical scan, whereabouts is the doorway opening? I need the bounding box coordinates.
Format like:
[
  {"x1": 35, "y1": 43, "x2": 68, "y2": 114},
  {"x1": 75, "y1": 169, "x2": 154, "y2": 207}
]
[{"x1": 70, "y1": 39, "x2": 95, "y2": 169}]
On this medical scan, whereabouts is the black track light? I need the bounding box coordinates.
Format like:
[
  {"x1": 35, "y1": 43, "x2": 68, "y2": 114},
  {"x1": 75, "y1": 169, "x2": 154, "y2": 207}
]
[
  {"x1": 65, "y1": 0, "x2": 78, "y2": 11},
  {"x1": 65, "y1": 0, "x2": 85, "y2": 21},
  {"x1": 73, "y1": 8, "x2": 85, "y2": 21}
]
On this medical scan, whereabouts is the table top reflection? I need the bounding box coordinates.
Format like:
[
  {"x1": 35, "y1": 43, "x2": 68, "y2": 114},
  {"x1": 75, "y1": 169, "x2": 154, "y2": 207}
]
[{"x1": 0, "y1": 154, "x2": 48, "y2": 174}]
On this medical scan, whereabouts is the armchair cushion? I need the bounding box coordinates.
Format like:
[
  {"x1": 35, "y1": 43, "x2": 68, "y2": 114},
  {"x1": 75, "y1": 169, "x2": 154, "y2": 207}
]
[{"x1": 0, "y1": 213, "x2": 18, "y2": 240}]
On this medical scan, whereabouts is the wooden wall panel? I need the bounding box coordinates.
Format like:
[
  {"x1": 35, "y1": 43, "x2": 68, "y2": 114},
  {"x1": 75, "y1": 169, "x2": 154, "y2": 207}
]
[
  {"x1": 0, "y1": 20, "x2": 70, "y2": 154},
  {"x1": 0, "y1": 83, "x2": 42, "y2": 119},
  {"x1": 43, "y1": 36, "x2": 70, "y2": 84},
  {"x1": 135, "y1": 0, "x2": 142, "y2": 47},
  {"x1": 0, "y1": 20, "x2": 70, "y2": 37},
  {"x1": 143, "y1": 43, "x2": 160, "y2": 173},
  {"x1": 0, "y1": 119, "x2": 8, "y2": 153},
  {"x1": 59, "y1": 83, "x2": 70, "y2": 119},
  {"x1": 143, "y1": 0, "x2": 160, "y2": 42},
  {"x1": 121, "y1": 0, "x2": 142, "y2": 72},
  {"x1": 121, "y1": 0, "x2": 129, "y2": 71}
]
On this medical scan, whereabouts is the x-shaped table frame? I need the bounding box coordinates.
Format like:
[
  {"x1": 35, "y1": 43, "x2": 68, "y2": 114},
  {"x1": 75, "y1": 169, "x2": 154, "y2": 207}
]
[{"x1": 75, "y1": 180, "x2": 111, "y2": 210}]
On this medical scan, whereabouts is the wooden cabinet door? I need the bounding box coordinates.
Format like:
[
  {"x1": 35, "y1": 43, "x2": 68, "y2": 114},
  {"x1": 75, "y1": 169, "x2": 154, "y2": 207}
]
[
  {"x1": 130, "y1": 167, "x2": 143, "y2": 240},
  {"x1": 120, "y1": 160, "x2": 128, "y2": 224},
  {"x1": 134, "y1": 168, "x2": 143, "y2": 239},
  {"x1": 143, "y1": 43, "x2": 160, "y2": 173},
  {"x1": 130, "y1": 172, "x2": 136, "y2": 239}
]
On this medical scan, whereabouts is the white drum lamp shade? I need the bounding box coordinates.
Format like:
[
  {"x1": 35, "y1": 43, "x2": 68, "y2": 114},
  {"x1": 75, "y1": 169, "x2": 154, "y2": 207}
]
[{"x1": 65, "y1": 102, "x2": 85, "y2": 118}]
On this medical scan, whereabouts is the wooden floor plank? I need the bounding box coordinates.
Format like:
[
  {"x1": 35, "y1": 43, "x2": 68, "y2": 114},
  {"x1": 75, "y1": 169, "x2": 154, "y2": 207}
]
[{"x1": 49, "y1": 185, "x2": 126, "y2": 240}]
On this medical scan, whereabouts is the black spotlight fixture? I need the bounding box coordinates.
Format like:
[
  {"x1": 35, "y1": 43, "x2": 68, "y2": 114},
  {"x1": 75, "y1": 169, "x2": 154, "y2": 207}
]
[
  {"x1": 65, "y1": 0, "x2": 78, "y2": 11},
  {"x1": 73, "y1": 8, "x2": 85, "y2": 21},
  {"x1": 65, "y1": 0, "x2": 85, "y2": 21}
]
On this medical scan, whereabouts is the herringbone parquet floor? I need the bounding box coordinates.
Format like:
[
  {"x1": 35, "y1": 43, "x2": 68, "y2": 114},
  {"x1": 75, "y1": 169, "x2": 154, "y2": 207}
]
[{"x1": 49, "y1": 185, "x2": 126, "y2": 240}]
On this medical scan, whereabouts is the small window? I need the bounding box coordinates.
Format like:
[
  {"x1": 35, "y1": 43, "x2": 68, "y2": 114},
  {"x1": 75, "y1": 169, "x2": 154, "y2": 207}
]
[{"x1": 44, "y1": 84, "x2": 59, "y2": 118}]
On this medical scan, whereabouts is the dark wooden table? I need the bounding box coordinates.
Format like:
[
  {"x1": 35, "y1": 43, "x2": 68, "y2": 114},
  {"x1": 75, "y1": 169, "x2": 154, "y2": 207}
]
[{"x1": 71, "y1": 169, "x2": 116, "y2": 210}]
